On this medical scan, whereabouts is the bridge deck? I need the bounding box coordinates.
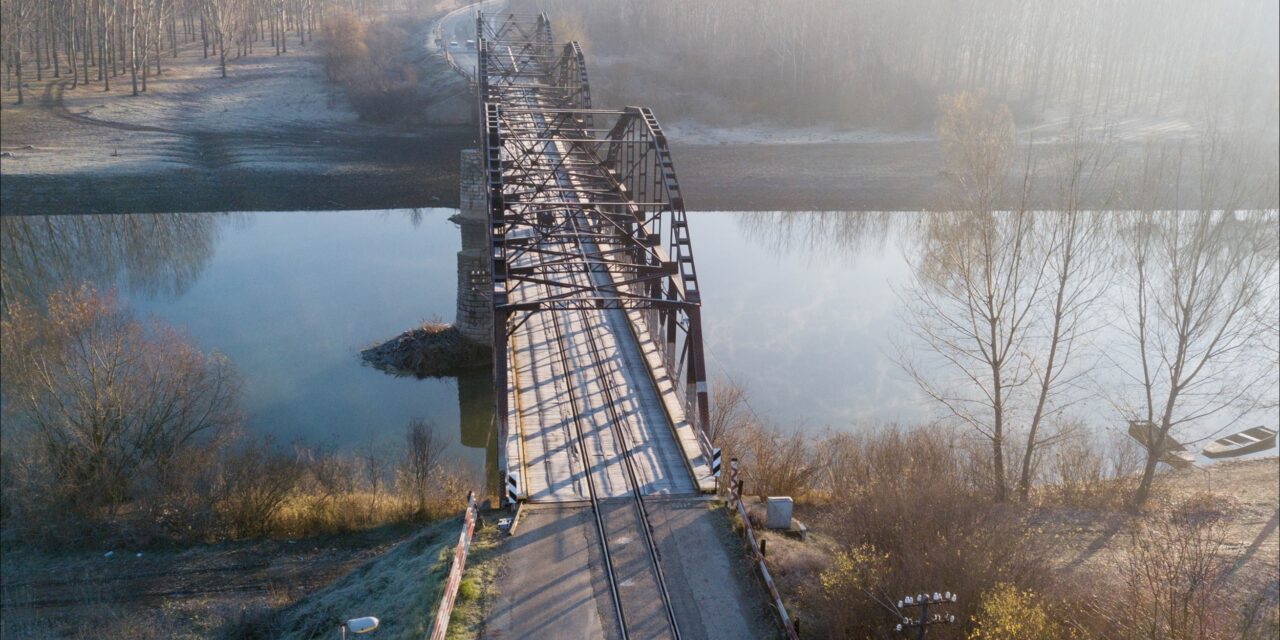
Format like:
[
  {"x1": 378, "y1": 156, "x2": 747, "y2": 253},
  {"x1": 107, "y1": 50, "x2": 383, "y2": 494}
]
[
  {"x1": 470, "y1": 13, "x2": 718, "y2": 505},
  {"x1": 505, "y1": 207, "x2": 709, "y2": 502}
]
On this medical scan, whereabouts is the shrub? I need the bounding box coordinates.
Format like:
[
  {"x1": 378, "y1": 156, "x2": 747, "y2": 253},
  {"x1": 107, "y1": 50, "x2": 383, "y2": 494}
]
[
  {"x1": 1, "y1": 284, "x2": 240, "y2": 545},
  {"x1": 969, "y1": 584, "x2": 1076, "y2": 640},
  {"x1": 1117, "y1": 498, "x2": 1238, "y2": 640},
  {"x1": 812, "y1": 544, "x2": 890, "y2": 637},
  {"x1": 799, "y1": 427, "x2": 1057, "y2": 637},
  {"x1": 320, "y1": 12, "x2": 425, "y2": 123},
  {"x1": 1038, "y1": 430, "x2": 1142, "y2": 508},
  {"x1": 215, "y1": 439, "x2": 305, "y2": 539},
  {"x1": 456, "y1": 577, "x2": 479, "y2": 602}
]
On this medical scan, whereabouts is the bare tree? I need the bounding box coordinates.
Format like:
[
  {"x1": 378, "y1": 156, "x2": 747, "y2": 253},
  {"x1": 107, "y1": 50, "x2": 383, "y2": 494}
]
[
  {"x1": 402, "y1": 417, "x2": 445, "y2": 514},
  {"x1": 0, "y1": 283, "x2": 241, "y2": 516},
  {"x1": 935, "y1": 90, "x2": 1015, "y2": 213},
  {"x1": 707, "y1": 378, "x2": 750, "y2": 448},
  {"x1": 1108, "y1": 132, "x2": 1278, "y2": 506},
  {"x1": 1112, "y1": 208, "x2": 1277, "y2": 506},
  {"x1": 511, "y1": 0, "x2": 1279, "y2": 133},
  {"x1": 901, "y1": 212, "x2": 1049, "y2": 502},
  {"x1": 1, "y1": 0, "x2": 38, "y2": 103},
  {"x1": 1016, "y1": 130, "x2": 1116, "y2": 499},
  {"x1": 899, "y1": 94, "x2": 1043, "y2": 501}
]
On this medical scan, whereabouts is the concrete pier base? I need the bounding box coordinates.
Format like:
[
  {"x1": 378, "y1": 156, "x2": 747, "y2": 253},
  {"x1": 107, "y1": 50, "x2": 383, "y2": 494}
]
[{"x1": 455, "y1": 149, "x2": 492, "y2": 345}]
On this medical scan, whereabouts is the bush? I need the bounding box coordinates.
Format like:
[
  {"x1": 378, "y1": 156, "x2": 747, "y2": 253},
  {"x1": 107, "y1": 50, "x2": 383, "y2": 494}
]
[
  {"x1": 1, "y1": 284, "x2": 240, "y2": 545},
  {"x1": 215, "y1": 439, "x2": 305, "y2": 539},
  {"x1": 456, "y1": 577, "x2": 480, "y2": 602},
  {"x1": 320, "y1": 12, "x2": 425, "y2": 123},
  {"x1": 779, "y1": 427, "x2": 1057, "y2": 638},
  {"x1": 969, "y1": 584, "x2": 1076, "y2": 640},
  {"x1": 1, "y1": 284, "x2": 475, "y2": 547},
  {"x1": 1115, "y1": 499, "x2": 1238, "y2": 640},
  {"x1": 812, "y1": 544, "x2": 890, "y2": 637},
  {"x1": 1037, "y1": 430, "x2": 1142, "y2": 508}
]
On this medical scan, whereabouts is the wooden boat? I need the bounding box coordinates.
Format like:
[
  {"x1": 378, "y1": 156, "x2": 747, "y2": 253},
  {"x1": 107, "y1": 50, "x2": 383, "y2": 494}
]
[
  {"x1": 1127, "y1": 420, "x2": 1195, "y2": 469},
  {"x1": 1202, "y1": 426, "x2": 1277, "y2": 459}
]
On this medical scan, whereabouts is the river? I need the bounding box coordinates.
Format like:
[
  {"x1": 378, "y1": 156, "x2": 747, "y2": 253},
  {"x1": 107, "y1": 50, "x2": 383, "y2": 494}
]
[{"x1": 2, "y1": 210, "x2": 1275, "y2": 474}]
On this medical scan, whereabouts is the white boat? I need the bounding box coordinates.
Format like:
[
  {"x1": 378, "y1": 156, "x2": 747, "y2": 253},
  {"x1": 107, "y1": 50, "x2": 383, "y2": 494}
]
[{"x1": 1202, "y1": 426, "x2": 1277, "y2": 459}]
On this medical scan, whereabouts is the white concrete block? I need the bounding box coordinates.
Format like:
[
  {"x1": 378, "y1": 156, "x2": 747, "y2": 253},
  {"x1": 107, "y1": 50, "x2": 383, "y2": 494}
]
[{"x1": 766, "y1": 496, "x2": 793, "y2": 529}]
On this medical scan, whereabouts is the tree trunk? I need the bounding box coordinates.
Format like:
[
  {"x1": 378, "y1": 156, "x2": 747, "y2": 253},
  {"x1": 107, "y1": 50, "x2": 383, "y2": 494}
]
[
  {"x1": 129, "y1": 0, "x2": 138, "y2": 96},
  {"x1": 35, "y1": 25, "x2": 44, "y2": 82},
  {"x1": 53, "y1": 22, "x2": 62, "y2": 78},
  {"x1": 15, "y1": 29, "x2": 25, "y2": 105},
  {"x1": 1019, "y1": 243, "x2": 1071, "y2": 500}
]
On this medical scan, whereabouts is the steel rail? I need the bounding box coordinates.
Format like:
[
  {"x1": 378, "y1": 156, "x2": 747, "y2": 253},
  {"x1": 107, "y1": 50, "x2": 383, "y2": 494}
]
[
  {"x1": 527, "y1": 81, "x2": 685, "y2": 638},
  {"x1": 508, "y1": 79, "x2": 639, "y2": 639},
  {"x1": 542, "y1": 282, "x2": 631, "y2": 640},
  {"x1": 568, "y1": 220, "x2": 685, "y2": 640},
  {"x1": 539, "y1": 100, "x2": 685, "y2": 639}
]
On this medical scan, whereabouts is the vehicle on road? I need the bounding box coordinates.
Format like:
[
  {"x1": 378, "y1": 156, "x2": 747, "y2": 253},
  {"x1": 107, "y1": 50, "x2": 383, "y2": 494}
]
[
  {"x1": 467, "y1": 39, "x2": 476, "y2": 49},
  {"x1": 450, "y1": 40, "x2": 459, "y2": 48}
]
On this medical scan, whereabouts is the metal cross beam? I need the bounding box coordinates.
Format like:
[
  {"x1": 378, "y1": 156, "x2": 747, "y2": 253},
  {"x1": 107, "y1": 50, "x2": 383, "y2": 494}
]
[{"x1": 476, "y1": 12, "x2": 711, "y2": 453}]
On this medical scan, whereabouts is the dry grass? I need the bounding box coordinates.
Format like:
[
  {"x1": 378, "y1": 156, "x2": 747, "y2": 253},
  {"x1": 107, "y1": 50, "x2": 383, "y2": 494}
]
[
  {"x1": 258, "y1": 511, "x2": 502, "y2": 640},
  {"x1": 715, "y1": 402, "x2": 1278, "y2": 638}
]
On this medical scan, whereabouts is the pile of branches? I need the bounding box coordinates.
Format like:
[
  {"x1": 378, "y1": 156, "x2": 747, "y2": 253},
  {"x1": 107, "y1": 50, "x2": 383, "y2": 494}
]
[{"x1": 361, "y1": 321, "x2": 489, "y2": 378}]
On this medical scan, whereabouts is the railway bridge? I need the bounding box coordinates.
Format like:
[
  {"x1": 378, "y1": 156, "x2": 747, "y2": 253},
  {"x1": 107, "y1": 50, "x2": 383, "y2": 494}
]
[
  {"x1": 477, "y1": 12, "x2": 717, "y2": 505},
  {"x1": 443, "y1": 10, "x2": 770, "y2": 640}
]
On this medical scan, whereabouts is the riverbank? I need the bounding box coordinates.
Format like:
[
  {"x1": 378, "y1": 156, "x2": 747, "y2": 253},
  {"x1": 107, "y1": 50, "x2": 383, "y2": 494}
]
[
  {"x1": 0, "y1": 525, "x2": 416, "y2": 638},
  {"x1": 762, "y1": 455, "x2": 1279, "y2": 638},
  {"x1": 3, "y1": 17, "x2": 1275, "y2": 214},
  {"x1": 0, "y1": 8, "x2": 474, "y2": 215}
]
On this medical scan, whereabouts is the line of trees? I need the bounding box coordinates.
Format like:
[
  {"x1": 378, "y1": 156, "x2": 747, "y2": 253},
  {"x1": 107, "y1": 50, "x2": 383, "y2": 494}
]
[
  {"x1": 516, "y1": 0, "x2": 1280, "y2": 131},
  {"x1": 899, "y1": 93, "x2": 1278, "y2": 506},
  {"x1": 0, "y1": 0, "x2": 356, "y2": 103}
]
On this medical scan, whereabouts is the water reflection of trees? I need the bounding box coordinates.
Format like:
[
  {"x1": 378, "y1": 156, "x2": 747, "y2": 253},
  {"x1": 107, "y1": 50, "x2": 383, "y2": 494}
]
[
  {"x1": 735, "y1": 210, "x2": 913, "y2": 258},
  {"x1": 0, "y1": 213, "x2": 225, "y2": 310},
  {"x1": 899, "y1": 209, "x2": 1278, "y2": 504}
]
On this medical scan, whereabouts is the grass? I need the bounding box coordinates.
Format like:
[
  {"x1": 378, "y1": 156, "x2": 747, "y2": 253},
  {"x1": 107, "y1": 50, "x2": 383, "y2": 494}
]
[
  {"x1": 252, "y1": 510, "x2": 505, "y2": 640},
  {"x1": 263, "y1": 518, "x2": 458, "y2": 640},
  {"x1": 444, "y1": 517, "x2": 503, "y2": 640},
  {"x1": 271, "y1": 491, "x2": 427, "y2": 539}
]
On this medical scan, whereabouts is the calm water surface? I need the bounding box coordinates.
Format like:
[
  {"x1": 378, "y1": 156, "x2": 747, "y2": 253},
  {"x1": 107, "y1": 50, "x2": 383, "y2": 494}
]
[{"x1": 3, "y1": 209, "x2": 1273, "y2": 470}]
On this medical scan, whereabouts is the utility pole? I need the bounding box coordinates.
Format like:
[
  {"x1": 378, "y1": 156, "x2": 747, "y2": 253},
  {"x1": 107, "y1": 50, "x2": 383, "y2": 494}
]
[{"x1": 894, "y1": 591, "x2": 958, "y2": 639}]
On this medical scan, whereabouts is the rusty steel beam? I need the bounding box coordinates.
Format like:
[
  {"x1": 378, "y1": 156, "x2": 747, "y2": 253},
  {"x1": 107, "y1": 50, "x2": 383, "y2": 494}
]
[{"x1": 477, "y1": 12, "x2": 711, "y2": 451}]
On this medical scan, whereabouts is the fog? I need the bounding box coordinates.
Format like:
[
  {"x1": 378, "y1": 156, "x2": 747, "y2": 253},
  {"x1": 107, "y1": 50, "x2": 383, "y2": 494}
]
[{"x1": 515, "y1": 0, "x2": 1279, "y2": 133}]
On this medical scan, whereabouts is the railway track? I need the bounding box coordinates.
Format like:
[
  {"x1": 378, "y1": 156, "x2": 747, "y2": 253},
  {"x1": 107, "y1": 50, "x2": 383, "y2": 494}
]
[
  {"x1": 540, "y1": 270, "x2": 682, "y2": 640},
  {"x1": 512, "y1": 90, "x2": 680, "y2": 637}
]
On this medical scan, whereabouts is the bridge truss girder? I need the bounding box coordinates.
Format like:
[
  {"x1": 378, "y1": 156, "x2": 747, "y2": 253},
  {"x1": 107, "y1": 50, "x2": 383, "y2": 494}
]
[{"x1": 476, "y1": 12, "x2": 711, "y2": 450}]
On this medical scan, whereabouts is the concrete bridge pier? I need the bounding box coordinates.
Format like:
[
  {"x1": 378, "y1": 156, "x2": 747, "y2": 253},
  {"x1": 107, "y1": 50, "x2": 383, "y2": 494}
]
[{"x1": 455, "y1": 149, "x2": 492, "y2": 346}]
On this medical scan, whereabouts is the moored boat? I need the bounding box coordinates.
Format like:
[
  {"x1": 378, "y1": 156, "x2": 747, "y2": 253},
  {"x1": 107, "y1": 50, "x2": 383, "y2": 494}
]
[
  {"x1": 1202, "y1": 426, "x2": 1277, "y2": 459},
  {"x1": 1126, "y1": 420, "x2": 1195, "y2": 469}
]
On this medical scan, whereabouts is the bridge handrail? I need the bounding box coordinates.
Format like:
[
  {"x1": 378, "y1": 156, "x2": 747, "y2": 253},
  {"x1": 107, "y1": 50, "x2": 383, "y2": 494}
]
[
  {"x1": 427, "y1": 491, "x2": 479, "y2": 640},
  {"x1": 729, "y1": 471, "x2": 801, "y2": 640}
]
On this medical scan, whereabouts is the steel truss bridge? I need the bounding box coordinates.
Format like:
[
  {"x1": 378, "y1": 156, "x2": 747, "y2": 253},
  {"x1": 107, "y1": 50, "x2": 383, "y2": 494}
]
[{"x1": 477, "y1": 11, "x2": 718, "y2": 639}]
